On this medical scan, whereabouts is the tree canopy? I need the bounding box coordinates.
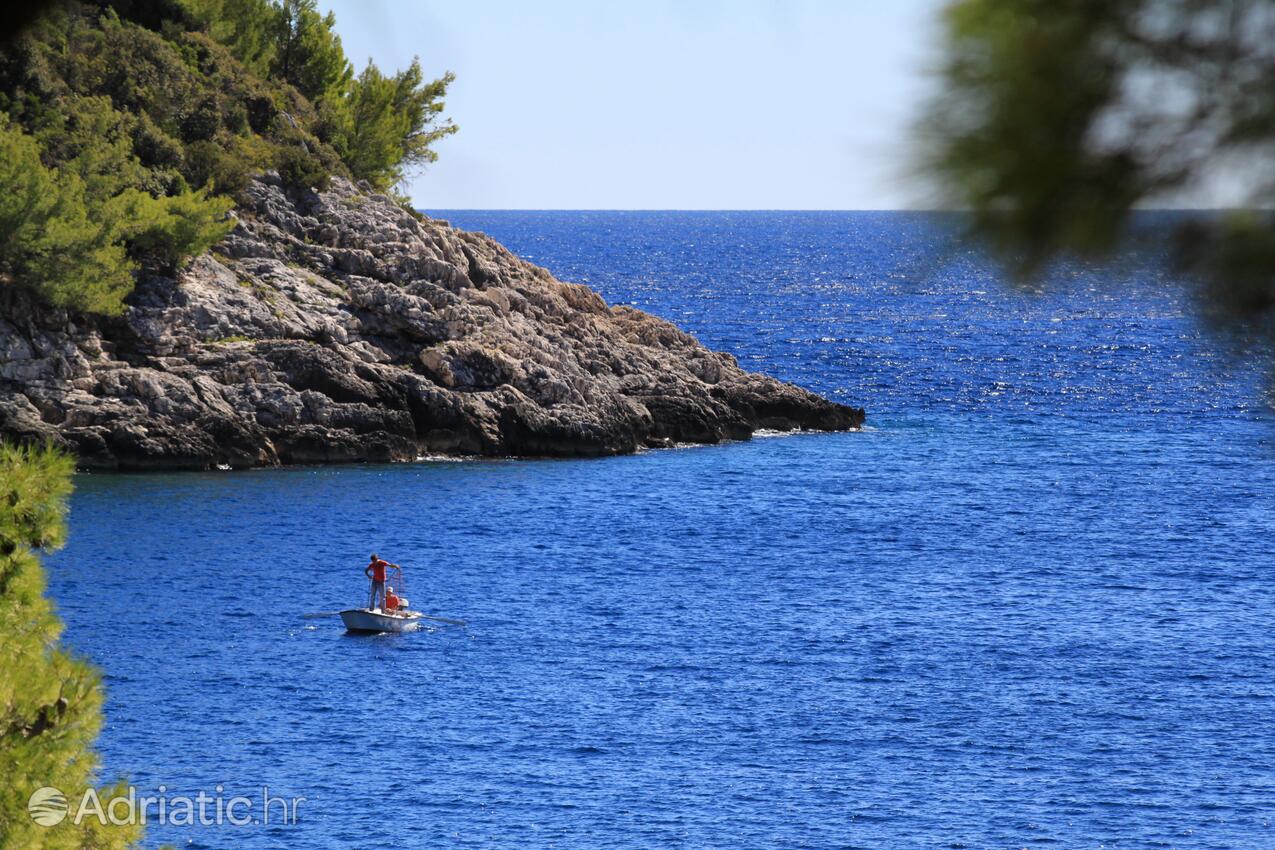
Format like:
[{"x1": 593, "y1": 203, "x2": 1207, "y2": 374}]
[
  {"x1": 0, "y1": 442, "x2": 143, "y2": 850},
  {"x1": 0, "y1": 0, "x2": 456, "y2": 314},
  {"x1": 922, "y1": 0, "x2": 1275, "y2": 349}
]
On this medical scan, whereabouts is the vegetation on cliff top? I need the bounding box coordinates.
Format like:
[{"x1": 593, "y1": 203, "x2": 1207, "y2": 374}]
[{"x1": 0, "y1": 0, "x2": 456, "y2": 315}]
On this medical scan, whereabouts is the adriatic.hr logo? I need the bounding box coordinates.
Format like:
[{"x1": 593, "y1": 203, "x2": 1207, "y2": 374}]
[{"x1": 27, "y1": 784, "x2": 306, "y2": 827}]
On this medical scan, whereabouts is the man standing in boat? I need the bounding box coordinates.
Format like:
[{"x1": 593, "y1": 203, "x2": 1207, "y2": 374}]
[{"x1": 365, "y1": 553, "x2": 392, "y2": 610}]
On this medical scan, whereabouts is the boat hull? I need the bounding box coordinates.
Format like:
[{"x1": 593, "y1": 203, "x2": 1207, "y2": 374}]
[{"x1": 339, "y1": 608, "x2": 424, "y2": 633}]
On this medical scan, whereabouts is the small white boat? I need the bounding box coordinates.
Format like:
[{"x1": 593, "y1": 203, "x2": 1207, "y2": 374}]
[
  {"x1": 339, "y1": 607, "x2": 425, "y2": 634},
  {"x1": 332, "y1": 562, "x2": 464, "y2": 633}
]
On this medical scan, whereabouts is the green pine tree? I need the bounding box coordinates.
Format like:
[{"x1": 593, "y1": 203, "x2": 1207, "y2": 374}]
[
  {"x1": 0, "y1": 116, "x2": 136, "y2": 315},
  {"x1": 0, "y1": 442, "x2": 143, "y2": 850},
  {"x1": 336, "y1": 59, "x2": 457, "y2": 190},
  {"x1": 268, "y1": 0, "x2": 352, "y2": 104}
]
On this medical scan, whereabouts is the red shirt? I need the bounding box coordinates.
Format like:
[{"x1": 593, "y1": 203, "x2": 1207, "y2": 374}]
[
  {"x1": 368, "y1": 560, "x2": 388, "y2": 581},
  {"x1": 385, "y1": 591, "x2": 399, "y2": 610}
]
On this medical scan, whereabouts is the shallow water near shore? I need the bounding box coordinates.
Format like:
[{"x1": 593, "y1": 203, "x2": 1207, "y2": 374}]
[{"x1": 50, "y1": 212, "x2": 1275, "y2": 848}]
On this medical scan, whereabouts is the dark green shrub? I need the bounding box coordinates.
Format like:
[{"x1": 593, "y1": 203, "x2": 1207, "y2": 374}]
[
  {"x1": 179, "y1": 93, "x2": 221, "y2": 141},
  {"x1": 131, "y1": 111, "x2": 184, "y2": 168},
  {"x1": 223, "y1": 98, "x2": 247, "y2": 133},
  {"x1": 275, "y1": 142, "x2": 328, "y2": 191},
  {"x1": 245, "y1": 90, "x2": 276, "y2": 132},
  {"x1": 184, "y1": 138, "x2": 251, "y2": 195}
]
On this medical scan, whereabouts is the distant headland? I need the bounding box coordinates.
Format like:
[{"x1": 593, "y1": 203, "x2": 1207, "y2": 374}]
[{"x1": 0, "y1": 175, "x2": 864, "y2": 470}]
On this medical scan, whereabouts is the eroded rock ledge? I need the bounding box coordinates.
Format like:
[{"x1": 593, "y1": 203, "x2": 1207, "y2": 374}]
[{"x1": 0, "y1": 176, "x2": 864, "y2": 470}]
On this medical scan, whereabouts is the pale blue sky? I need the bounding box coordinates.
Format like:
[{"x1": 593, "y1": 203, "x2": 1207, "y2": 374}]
[{"x1": 322, "y1": 1, "x2": 944, "y2": 209}]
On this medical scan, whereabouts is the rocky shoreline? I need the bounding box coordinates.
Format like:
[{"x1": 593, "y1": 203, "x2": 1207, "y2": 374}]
[{"x1": 0, "y1": 176, "x2": 864, "y2": 470}]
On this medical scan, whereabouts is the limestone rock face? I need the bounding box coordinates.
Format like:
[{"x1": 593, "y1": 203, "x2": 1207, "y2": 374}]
[{"x1": 0, "y1": 176, "x2": 864, "y2": 470}]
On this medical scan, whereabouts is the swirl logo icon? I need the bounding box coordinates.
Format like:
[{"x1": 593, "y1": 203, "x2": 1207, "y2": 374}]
[{"x1": 28, "y1": 787, "x2": 69, "y2": 827}]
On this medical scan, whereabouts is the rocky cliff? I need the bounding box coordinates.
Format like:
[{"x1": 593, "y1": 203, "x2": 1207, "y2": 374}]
[{"x1": 0, "y1": 177, "x2": 864, "y2": 470}]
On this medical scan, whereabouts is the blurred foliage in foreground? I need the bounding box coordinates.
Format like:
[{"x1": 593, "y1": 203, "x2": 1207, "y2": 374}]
[
  {"x1": 923, "y1": 0, "x2": 1275, "y2": 350},
  {"x1": 0, "y1": 0, "x2": 456, "y2": 315},
  {"x1": 0, "y1": 442, "x2": 142, "y2": 850}
]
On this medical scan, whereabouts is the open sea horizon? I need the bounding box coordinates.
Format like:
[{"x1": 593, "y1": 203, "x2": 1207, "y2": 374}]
[{"x1": 49, "y1": 211, "x2": 1275, "y2": 848}]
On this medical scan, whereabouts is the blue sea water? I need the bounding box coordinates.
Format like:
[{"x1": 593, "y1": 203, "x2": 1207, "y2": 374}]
[{"x1": 48, "y1": 212, "x2": 1275, "y2": 849}]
